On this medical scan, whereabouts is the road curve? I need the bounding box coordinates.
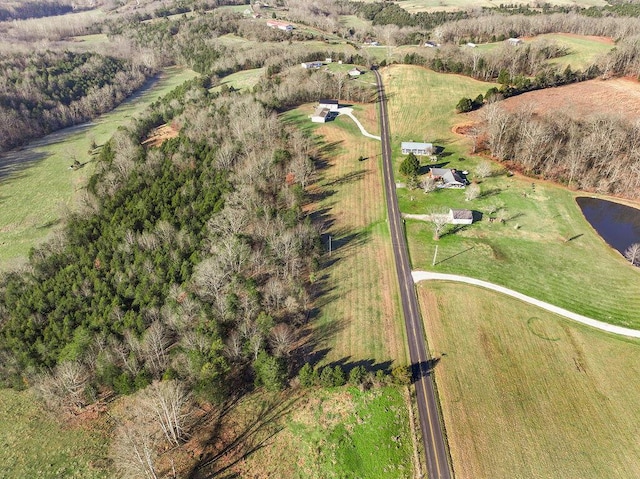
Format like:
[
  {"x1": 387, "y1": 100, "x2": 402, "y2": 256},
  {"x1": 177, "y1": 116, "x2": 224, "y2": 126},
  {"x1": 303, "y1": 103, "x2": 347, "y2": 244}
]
[
  {"x1": 374, "y1": 69, "x2": 453, "y2": 479},
  {"x1": 413, "y1": 271, "x2": 640, "y2": 338}
]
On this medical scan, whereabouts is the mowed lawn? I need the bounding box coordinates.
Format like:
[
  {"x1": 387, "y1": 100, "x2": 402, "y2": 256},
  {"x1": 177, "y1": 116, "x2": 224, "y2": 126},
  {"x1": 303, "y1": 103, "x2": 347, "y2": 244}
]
[
  {"x1": 419, "y1": 282, "x2": 640, "y2": 478},
  {"x1": 382, "y1": 64, "x2": 640, "y2": 329},
  {"x1": 0, "y1": 67, "x2": 198, "y2": 270},
  {"x1": 0, "y1": 389, "x2": 111, "y2": 478},
  {"x1": 284, "y1": 103, "x2": 406, "y2": 366}
]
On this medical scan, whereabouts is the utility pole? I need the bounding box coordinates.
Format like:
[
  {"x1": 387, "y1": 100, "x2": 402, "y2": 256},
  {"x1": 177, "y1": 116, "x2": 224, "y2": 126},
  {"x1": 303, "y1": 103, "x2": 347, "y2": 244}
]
[{"x1": 432, "y1": 245, "x2": 438, "y2": 266}]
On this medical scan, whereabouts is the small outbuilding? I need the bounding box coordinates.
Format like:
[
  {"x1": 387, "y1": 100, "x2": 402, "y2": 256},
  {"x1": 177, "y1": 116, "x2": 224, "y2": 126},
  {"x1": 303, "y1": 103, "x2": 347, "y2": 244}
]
[
  {"x1": 506, "y1": 37, "x2": 523, "y2": 45},
  {"x1": 401, "y1": 141, "x2": 434, "y2": 156},
  {"x1": 311, "y1": 106, "x2": 331, "y2": 123},
  {"x1": 449, "y1": 209, "x2": 473, "y2": 225},
  {"x1": 348, "y1": 68, "x2": 363, "y2": 78},
  {"x1": 267, "y1": 20, "x2": 293, "y2": 31},
  {"x1": 318, "y1": 99, "x2": 340, "y2": 112}
]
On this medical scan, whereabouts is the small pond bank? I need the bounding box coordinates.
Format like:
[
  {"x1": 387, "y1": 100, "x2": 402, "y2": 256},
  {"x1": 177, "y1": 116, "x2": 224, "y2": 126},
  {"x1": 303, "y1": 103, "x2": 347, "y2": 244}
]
[{"x1": 576, "y1": 197, "x2": 640, "y2": 256}]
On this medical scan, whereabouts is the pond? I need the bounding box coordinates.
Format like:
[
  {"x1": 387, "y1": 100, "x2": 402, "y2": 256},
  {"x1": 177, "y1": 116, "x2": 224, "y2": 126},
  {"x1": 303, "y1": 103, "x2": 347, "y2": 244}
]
[{"x1": 576, "y1": 197, "x2": 640, "y2": 255}]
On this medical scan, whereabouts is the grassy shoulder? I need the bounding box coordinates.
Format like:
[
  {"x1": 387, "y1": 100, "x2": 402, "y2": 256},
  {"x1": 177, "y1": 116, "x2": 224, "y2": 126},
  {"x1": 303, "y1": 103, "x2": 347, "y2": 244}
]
[
  {"x1": 382, "y1": 64, "x2": 640, "y2": 329},
  {"x1": 0, "y1": 389, "x2": 111, "y2": 478},
  {"x1": 418, "y1": 282, "x2": 640, "y2": 478},
  {"x1": 283, "y1": 103, "x2": 406, "y2": 365},
  {"x1": 0, "y1": 66, "x2": 197, "y2": 270},
  {"x1": 217, "y1": 386, "x2": 414, "y2": 479}
]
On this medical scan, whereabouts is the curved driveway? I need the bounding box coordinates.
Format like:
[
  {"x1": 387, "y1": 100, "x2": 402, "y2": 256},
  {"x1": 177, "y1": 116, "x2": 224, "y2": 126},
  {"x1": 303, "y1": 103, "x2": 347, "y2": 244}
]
[
  {"x1": 413, "y1": 271, "x2": 640, "y2": 338},
  {"x1": 337, "y1": 107, "x2": 381, "y2": 140}
]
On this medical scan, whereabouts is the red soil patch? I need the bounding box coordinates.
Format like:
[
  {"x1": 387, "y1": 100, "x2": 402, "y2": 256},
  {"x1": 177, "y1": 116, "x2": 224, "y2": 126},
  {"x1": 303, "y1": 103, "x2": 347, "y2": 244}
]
[
  {"x1": 467, "y1": 78, "x2": 640, "y2": 123},
  {"x1": 142, "y1": 123, "x2": 179, "y2": 148}
]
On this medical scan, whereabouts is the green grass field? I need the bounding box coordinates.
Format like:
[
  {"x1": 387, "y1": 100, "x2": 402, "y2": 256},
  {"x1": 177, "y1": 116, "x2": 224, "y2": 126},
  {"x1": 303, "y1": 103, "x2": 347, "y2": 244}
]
[
  {"x1": 476, "y1": 33, "x2": 614, "y2": 69},
  {"x1": 393, "y1": 0, "x2": 606, "y2": 12},
  {"x1": 211, "y1": 67, "x2": 265, "y2": 92},
  {"x1": 383, "y1": 64, "x2": 640, "y2": 329},
  {"x1": 224, "y1": 387, "x2": 414, "y2": 478},
  {"x1": 0, "y1": 67, "x2": 198, "y2": 270},
  {"x1": 419, "y1": 282, "x2": 640, "y2": 478},
  {"x1": 0, "y1": 389, "x2": 111, "y2": 478},
  {"x1": 283, "y1": 103, "x2": 407, "y2": 365}
]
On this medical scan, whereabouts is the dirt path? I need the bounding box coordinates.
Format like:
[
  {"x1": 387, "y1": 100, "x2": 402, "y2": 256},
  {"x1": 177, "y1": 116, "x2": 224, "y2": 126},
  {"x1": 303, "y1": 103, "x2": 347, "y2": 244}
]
[{"x1": 412, "y1": 271, "x2": 640, "y2": 338}]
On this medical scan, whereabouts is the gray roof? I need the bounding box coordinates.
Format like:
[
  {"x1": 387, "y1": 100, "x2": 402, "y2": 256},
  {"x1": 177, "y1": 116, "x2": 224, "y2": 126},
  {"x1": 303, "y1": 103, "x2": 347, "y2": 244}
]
[
  {"x1": 431, "y1": 168, "x2": 465, "y2": 185},
  {"x1": 313, "y1": 106, "x2": 330, "y2": 118},
  {"x1": 402, "y1": 141, "x2": 432, "y2": 150},
  {"x1": 450, "y1": 209, "x2": 473, "y2": 220}
]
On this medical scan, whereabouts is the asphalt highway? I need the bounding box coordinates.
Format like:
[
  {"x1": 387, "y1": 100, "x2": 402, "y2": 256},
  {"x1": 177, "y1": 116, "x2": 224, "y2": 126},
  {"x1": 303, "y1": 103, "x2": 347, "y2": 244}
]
[{"x1": 373, "y1": 69, "x2": 453, "y2": 479}]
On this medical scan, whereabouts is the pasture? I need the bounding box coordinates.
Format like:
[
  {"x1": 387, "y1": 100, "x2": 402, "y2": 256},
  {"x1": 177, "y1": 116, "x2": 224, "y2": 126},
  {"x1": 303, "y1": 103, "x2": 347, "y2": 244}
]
[
  {"x1": 0, "y1": 67, "x2": 198, "y2": 269},
  {"x1": 0, "y1": 389, "x2": 111, "y2": 478},
  {"x1": 418, "y1": 282, "x2": 640, "y2": 478},
  {"x1": 284, "y1": 103, "x2": 407, "y2": 366},
  {"x1": 211, "y1": 67, "x2": 265, "y2": 92},
  {"x1": 382, "y1": 63, "x2": 640, "y2": 329},
  {"x1": 393, "y1": 0, "x2": 606, "y2": 12},
  {"x1": 483, "y1": 76, "x2": 640, "y2": 121}
]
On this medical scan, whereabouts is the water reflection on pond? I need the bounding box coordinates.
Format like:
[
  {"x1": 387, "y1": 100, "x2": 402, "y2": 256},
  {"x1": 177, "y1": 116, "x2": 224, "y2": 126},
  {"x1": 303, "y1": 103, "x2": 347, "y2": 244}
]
[{"x1": 576, "y1": 197, "x2": 640, "y2": 255}]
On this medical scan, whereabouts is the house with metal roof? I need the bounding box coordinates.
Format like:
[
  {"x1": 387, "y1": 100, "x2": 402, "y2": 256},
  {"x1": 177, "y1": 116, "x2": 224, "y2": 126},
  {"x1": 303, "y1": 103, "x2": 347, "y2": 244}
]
[
  {"x1": 430, "y1": 168, "x2": 466, "y2": 188},
  {"x1": 401, "y1": 142, "x2": 433, "y2": 156}
]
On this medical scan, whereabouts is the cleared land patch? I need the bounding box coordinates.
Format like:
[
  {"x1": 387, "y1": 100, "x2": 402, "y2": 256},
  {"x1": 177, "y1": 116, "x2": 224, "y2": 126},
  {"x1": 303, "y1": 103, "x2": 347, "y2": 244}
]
[
  {"x1": 474, "y1": 77, "x2": 640, "y2": 121},
  {"x1": 284, "y1": 103, "x2": 405, "y2": 365},
  {"x1": 206, "y1": 387, "x2": 413, "y2": 478},
  {"x1": 418, "y1": 282, "x2": 640, "y2": 478}
]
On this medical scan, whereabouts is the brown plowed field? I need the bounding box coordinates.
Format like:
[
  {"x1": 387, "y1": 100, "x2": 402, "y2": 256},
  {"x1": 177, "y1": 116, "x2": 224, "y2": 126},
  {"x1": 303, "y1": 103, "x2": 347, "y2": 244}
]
[{"x1": 487, "y1": 77, "x2": 640, "y2": 121}]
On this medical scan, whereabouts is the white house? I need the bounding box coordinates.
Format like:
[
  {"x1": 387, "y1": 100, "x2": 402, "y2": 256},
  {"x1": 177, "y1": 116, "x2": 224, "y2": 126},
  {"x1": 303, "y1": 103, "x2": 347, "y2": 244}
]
[
  {"x1": 424, "y1": 41, "x2": 440, "y2": 48},
  {"x1": 466, "y1": 42, "x2": 477, "y2": 48},
  {"x1": 348, "y1": 68, "x2": 362, "y2": 78},
  {"x1": 449, "y1": 209, "x2": 473, "y2": 224},
  {"x1": 301, "y1": 61, "x2": 323, "y2": 69},
  {"x1": 325, "y1": 57, "x2": 333, "y2": 63},
  {"x1": 311, "y1": 107, "x2": 330, "y2": 123},
  {"x1": 401, "y1": 141, "x2": 433, "y2": 156},
  {"x1": 506, "y1": 37, "x2": 523, "y2": 45},
  {"x1": 267, "y1": 20, "x2": 293, "y2": 31},
  {"x1": 318, "y1": 99, "x2": 340, "y2": 112}
]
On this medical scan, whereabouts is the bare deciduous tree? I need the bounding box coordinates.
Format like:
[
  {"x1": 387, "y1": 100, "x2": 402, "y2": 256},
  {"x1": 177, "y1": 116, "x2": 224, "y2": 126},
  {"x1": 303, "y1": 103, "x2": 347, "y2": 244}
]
[
  {"x1": 429, "y1": 208, "x2": 450, "y2": 240},
  {"x1": 624, "y1": 243, "x2": 640, "y2": 266},
  {"x1": 475, "y1": 161, "x2": 493, "y2": 179},
  {"x1": 465, "y1": 183, "x2": 481, "y2": 201},
  {"x1": 143, "y1": 380, "x2": 192, "y2": 447},
  {"x1": 270, "y1": 323, "x2": 295, "y2": 357}
]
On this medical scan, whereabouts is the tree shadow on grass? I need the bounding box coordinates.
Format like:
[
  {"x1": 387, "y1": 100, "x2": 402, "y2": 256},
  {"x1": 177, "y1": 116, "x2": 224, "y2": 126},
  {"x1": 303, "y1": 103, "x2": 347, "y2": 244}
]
[{"x1": 189, "y1": 394, "x2": 299, "y2": 479}]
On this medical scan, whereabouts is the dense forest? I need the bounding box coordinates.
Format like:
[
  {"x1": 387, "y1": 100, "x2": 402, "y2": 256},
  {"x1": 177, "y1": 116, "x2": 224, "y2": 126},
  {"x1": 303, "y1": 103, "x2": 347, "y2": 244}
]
[{"x1": 0, "y1": 50, "x2": 151, "y2": 152}]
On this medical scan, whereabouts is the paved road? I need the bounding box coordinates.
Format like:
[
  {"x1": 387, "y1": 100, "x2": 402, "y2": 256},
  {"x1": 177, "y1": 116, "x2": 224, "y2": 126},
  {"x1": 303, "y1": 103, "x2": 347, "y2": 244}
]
[
  {"x1": 413, "y1": 271, "x2": 640, "y2": 338},
  {"x1": 374, "y1": 69, "x2": 452, "y2": 479}
]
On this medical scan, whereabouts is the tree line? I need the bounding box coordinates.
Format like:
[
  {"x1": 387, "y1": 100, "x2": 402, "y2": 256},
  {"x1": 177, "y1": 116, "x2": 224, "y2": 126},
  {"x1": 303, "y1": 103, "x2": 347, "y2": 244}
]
[
  {"x1": 0, "y1": 50, "x2": 152, "y2": 152},
  {"x1": 481, "y1": 103, "x2": 640, "y2": 199}
]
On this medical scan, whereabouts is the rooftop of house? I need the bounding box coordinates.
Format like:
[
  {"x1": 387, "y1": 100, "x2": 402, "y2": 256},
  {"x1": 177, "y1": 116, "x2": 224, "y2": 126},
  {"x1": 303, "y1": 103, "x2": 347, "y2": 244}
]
[
  {"x1": 402, "y1": 141, "x2": 433, "y2": 149},
  {"x1": 450, "y1": 209, "x2": 473, "y2": 220},
  {"x1": 319, "y1": 99, "x2": 339, "y2": 105}
]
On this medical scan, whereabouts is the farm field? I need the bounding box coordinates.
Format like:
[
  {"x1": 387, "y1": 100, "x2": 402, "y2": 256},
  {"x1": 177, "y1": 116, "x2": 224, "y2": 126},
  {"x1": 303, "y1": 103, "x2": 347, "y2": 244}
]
[
  {"x1": 211, "y1": 67, "x2": 265, "y2": 92},
  {"x1": 475, "y1": 76, "x2": 640, "y2": 121},
  {"x1": 209, "y1": 387, "x2": 414, "y2": 478},
  {"x1": 0, "y1": 388, "x2": 111, "y2": 478},
  {"x1": 284, "y1": 103, "x2": 407, "y2": 365},
  {"x1": 418, "y1": 282, "x2": 640, "y2": 478},
  {"x1": 393, "y1": 0, "x2": 606, "y2": 12},
  {"x1": 475, "y1": 33, "x2": 614, "y2": 69},
  {"x1": 0, "y1": 66, "x2": 198, "y2": 270},
  {"x1": 382, "y1": 64, "x2": 640, "y2": 329}
]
